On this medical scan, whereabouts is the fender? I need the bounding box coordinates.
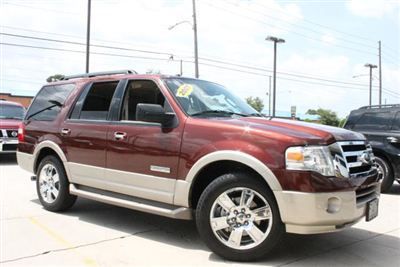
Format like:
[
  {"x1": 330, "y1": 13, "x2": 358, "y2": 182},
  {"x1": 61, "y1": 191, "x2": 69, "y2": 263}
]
[
  {"x1": 33, "y1": 141, "x2": 71, "y2": 177},
  {"x1": 173, "y1": 150, "x2": 282, "y2": 207}
]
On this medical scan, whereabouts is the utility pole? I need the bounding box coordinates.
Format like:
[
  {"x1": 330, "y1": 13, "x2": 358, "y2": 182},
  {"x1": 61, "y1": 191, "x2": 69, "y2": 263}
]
[
  {"x1": 365, "y1": 63, "x2": 377, "y2": 107},
  {"x1": 192, "y1": 0, "x2": 199, "y2": 78},
  {"x1": 180, "y1": 60, "x2": 183, "y2": 76},
  {"x1": 85, "y1": 0, "x2": 91, "y2": 73},
  {"x1": 378, "y1": 41, "x2": 382, "y2": 107},
  {"x1": 268, "y1": 76, "x2": 271, "y2": 116},
  {"x1": 266, "y1": 36, "x2": 285, "y2": 117}
]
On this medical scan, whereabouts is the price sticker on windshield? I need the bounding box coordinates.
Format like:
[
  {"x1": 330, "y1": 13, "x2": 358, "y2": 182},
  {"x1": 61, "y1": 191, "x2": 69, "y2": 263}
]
[{"x1": 176, "y1": 84, "x2": 193, "y2": 97}]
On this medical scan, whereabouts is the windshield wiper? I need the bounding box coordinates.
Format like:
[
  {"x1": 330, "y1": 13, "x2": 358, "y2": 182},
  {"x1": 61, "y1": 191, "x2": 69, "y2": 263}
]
[
  {"x1": 26, "y1": 100, "x2": 62, "y2": 120},
  {"x1": 191, "y1": 110, "x2": 248, "y2": 117}
]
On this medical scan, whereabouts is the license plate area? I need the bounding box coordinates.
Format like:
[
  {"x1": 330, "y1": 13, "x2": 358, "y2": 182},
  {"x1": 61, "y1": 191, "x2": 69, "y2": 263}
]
[{"x1": 366, "y1": 198, "x2": 379, "y2": 222}]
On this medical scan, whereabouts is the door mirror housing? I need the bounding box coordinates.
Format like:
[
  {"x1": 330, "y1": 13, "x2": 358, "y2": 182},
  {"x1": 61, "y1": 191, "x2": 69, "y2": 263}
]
[{"x1": 136, "y1": 103, "x2": 176, "y2": 128}]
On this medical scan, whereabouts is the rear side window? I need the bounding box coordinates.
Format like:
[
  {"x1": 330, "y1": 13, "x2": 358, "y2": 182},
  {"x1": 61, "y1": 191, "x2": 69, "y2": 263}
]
[
  {"x1": 73, "y1": 82, "x2": 118, "y2": 120},
  {"x1": 26, "y1": 84, "x2": 75, "y2": 121},
  {"x1": 392, "y1": 112, "x2": 400, "y2": 131},
  {"x1": 353, "y1": 112, "x2": 392, "y2": 131}
]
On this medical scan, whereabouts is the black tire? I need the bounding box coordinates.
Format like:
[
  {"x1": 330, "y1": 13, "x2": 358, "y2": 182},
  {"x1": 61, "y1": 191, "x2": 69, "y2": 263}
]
[
  {"x1": 375, "y1": 156, "x2": 394, "y2": 193},
  {"x1": 36, "y1": 155, "x2": 77, "y2": 211},
  {"x1": 196, "y1": 173, "x2": 284, "y2": 262}
]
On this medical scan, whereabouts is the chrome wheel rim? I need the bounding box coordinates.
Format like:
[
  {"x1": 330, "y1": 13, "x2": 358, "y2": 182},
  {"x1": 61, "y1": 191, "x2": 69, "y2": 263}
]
[
  {"x1": 209, "y1": 187, "x2": 273, "y2": 250},
  {"x1": 39, "y1": 163, "x2": 60, "y2": 204},
  {"x1": 375, "y1": 159, "x2": 386, "y2": 179}
]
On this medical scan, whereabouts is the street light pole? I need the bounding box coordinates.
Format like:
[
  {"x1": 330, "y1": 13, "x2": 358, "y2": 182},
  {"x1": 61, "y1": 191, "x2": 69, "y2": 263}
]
[
  {"x1": 266, "y1": 36, "x2": 285, "y2": 117},
  {"x1": 85, "y1": 0, "x2": 91, "y2": 73},
  {"x1": 168, "y1": 0, "x2": 199, "y2": 78},
  {"x1": 192, "y1": 0, "x2": 199, "y2": 78},
  {"x1": 365, "y1": 63, "x2": 377, "y2": 107}
]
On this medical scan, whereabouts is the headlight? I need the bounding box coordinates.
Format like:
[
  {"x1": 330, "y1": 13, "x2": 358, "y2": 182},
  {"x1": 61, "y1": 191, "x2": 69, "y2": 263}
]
[{"x1": 285, "y1": 146, "x2": 335, "y2": 176}]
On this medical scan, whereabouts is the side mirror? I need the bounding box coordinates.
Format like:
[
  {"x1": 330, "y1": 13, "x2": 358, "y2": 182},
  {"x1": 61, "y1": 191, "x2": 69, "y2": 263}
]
[{"x1": 136, "y1": 103, "x2": 176, "y2": 128}]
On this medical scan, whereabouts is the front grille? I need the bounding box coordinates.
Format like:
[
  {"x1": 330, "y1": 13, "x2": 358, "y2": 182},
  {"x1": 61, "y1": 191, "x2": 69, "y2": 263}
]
[
  {"x1": 331, "y1": 141, "x2": 375, "y2": 178},
  {"x1": 0, "y1": 129, "x2": 18, "y2": 138},
  {"x1": 2, "y1": 144, "x2": 17, "y2": 151},
  {"x1": 356, "y1": 185, "x2": 378, "y2": 206}
]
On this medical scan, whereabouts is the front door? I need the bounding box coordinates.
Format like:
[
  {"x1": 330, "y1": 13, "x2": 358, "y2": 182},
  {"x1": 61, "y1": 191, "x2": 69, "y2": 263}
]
[{"x1": 105, "y1": 79, "x2": 183, "y2": 204}]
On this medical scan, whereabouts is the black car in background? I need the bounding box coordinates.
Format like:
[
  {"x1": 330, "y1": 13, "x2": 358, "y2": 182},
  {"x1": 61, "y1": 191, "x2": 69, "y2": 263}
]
[{"x1": 344, "y1": 104, "x2": 400, "y2": 192}]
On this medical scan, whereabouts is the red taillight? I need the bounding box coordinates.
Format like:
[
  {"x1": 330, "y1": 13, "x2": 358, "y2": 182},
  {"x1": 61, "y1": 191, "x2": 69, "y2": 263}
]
[{"x1": 18, "y1": 124, "x2": 25, "y2": 142}]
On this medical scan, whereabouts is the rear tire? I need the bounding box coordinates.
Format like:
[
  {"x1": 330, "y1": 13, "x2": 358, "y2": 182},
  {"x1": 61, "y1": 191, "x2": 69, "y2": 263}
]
[
  {"x1": 196, "y1": 173, "x2": 284, "y2": 262},
  {"x1": 375, "y1": 156, "x2": 394, "y2": 193},
  {"x1": 36, "y1": 155, "x2": 77, "y2": 211}
]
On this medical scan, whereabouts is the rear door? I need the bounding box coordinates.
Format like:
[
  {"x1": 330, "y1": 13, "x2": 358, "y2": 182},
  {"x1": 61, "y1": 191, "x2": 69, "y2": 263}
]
[
  {"x1": 61, "y1": 81, "x2": 120, "y2": 187},
  {"x1": 105, "y1": 79, "x2": 183, "y2": 204}
]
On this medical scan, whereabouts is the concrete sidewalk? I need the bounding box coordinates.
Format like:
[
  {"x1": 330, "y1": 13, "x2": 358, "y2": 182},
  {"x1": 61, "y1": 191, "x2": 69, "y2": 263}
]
[{"x1": 1, "y1": 154, "x2": 399, "y2": 266}]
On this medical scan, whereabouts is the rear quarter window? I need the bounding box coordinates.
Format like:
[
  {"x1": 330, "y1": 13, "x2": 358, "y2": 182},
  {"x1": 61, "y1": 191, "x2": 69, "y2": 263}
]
[
  {"x1": 353, "y1": 112, "x2": 392, "y2": 131},
  {"x1": 26, "y1": 84, "x2": 75, "y2": 121},
  {"x1": 392, "y1": 112, "x2": 400, "y2": 131}
]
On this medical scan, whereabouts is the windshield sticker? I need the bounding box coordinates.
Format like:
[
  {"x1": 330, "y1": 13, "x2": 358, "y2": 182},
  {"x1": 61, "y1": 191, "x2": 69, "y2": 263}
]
[{"x1": 176, "y1": 84, "x2": 193, "y2": 97}]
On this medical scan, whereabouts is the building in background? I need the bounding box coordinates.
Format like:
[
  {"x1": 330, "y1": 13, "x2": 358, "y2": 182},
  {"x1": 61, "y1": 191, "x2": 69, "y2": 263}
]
[{"x1": 0, "y1": 93, "x2": 33, "y2": 108}]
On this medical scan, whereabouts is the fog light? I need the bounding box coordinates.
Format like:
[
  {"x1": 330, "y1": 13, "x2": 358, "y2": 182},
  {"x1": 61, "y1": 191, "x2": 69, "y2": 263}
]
[{"x1": 327, "y1": 197, "x2": 341, "y2": 214}]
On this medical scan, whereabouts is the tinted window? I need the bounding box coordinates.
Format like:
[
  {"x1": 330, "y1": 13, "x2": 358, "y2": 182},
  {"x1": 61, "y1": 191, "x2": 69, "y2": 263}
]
[
  {"x1": 26, "y1": 84, "x2": 75, "y2": 121},
  {"x1": 392, "y1": 112, "x2": 400, "y2": 131},
  {"x1": 78, "y1": 82, "x2": 118, "y2": 120},
  {"x1": 353, "y1": 112, "x2": 392, "y2": 131},
  {"x1": 120, "y1": 80, "x2": 169, "y2": 121},
  {"x1": 0, "y1": 104, "x2": 25, "y2": 120}
]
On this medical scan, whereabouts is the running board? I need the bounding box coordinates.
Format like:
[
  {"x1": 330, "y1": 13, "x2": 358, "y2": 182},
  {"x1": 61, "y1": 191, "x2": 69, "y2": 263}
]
[{"x1": 69, "y1": 184, "x2": 192, "y2": 220}]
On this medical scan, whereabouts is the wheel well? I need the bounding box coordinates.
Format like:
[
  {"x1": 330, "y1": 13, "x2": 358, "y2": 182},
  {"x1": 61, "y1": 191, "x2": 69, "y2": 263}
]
[
  {"x1": 190, "y1": 160, "x2": 272, "y2": 209},
  {"x1": 373, "y1": 150, "x2": 394, "y2": 174},
  {"x1": 34, "y1": 147, "x2": 63, "y2": 174}
]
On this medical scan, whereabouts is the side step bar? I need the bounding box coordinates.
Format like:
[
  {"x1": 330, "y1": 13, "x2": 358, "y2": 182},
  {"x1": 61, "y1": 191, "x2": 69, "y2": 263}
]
[{"x1": 69, "y1": 184, "x2": 192, "y2": 220}]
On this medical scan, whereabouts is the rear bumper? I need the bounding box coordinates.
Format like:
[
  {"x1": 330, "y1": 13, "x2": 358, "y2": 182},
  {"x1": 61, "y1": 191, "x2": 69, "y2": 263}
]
[
  {"x1": 0, "y1": 138, "x2": 18, "y2": 153},
  {"x1": 275, "y1": 183, "x2": 380, "y2": 234}
]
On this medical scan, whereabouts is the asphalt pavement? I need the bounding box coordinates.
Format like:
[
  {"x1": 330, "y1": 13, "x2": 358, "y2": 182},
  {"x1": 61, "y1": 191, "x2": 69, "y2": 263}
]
[{"x1": 1, "y1": 154, "x2": 399, "y2": 266}]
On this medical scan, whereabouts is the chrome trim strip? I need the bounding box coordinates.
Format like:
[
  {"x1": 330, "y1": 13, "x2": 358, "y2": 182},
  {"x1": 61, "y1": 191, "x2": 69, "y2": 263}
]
[
  {"x1": 150, "y1": 165, "x2": 171, "y2": 174},
  {"x1": 70, "y1": 184, "x2": 192, "y2": 220}
]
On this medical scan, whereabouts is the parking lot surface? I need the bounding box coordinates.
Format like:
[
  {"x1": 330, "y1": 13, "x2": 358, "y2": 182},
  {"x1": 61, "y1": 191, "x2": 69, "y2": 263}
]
[{"x1": 1, "y1": 154, "x2": 399, "y2": 266}]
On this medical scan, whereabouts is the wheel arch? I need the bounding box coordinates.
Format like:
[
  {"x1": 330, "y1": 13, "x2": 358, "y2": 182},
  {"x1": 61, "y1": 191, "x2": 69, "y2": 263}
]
[
  {"x1": 33, "y1": 141, "x2": 68, "y2": 175},
  {"x1": 173, "y1": 151, "x2": 282, "y2": 209}
]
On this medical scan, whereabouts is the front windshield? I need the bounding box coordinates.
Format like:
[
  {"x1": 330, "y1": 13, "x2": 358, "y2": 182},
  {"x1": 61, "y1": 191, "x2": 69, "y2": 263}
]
[
  {"x1": 164, "y1": 78, "x2": 260, "y2": 117},
  {"x1": 0, "y1": 104, "x2": 25, "y2": 120}
]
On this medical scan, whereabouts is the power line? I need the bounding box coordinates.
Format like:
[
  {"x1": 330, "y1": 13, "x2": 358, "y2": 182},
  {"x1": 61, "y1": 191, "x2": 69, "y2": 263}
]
[
  {"x1": 199, "y1": 57, "x2": 382, "y2": 88},
  {"x1": 3, "y1": 39, "x2": 398, "y2": 96},
  {"x1": 2, "y1": 31, "x2": 381, "y2": 89},
  {"x1": 250, "y1": 0, "x2": 377, "y2": 44},
  {"x1": 220, "y1": 0, "x2": 377, "y2": 50},
  {"x1": 202, "y1": 1, "x2": 377, "y2": 56},
  {"x1": 0, "y1": 32, "x2": 177, "y2": 57}
]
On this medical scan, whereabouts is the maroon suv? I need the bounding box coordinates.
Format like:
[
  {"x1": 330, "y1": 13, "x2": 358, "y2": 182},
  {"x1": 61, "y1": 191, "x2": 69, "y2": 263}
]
[{"x1": 17, "y1": 70, "x2": 381, "y2": 261}]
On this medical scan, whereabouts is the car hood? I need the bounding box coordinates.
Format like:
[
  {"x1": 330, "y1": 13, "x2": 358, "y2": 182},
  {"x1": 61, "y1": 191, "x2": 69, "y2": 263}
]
[
  {"x1": 0, "y1": 119, "x2": 22, "y2": 129},
  {"x1": 236, "y1": 117, "x2": 365, "y2": 145}
]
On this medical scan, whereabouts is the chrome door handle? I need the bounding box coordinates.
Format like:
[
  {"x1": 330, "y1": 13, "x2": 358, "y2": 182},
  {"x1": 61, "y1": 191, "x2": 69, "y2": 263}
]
[
  {"x1": 387, "y1": 137, "x2": 399, "y2": 143},
  {"x1": 60, "y1": 128, "x2": 71, "y2": 136},
  {"x1": 114, "y1": 132, "x2": 127, "y2": 140}
]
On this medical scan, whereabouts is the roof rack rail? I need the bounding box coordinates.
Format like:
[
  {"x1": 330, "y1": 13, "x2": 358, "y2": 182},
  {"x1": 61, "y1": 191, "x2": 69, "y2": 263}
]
[
  {"x1": 359, "y1": 104, "x2": 400, "y2": 110},
  {"x1": 61, "y1": 70, "x2": 137, "y2": 80}
]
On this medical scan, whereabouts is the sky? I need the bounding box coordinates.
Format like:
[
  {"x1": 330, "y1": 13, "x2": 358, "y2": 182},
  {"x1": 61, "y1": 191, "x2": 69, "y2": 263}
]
[{"x1": 0, "y1": 0, "x2": 399, "y2": 118}]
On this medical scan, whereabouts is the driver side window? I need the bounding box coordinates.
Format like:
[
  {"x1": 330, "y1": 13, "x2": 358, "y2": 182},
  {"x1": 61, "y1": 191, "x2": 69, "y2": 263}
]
[{"x1": 120, "y1": 80, "x2": 172, "y2": 121}]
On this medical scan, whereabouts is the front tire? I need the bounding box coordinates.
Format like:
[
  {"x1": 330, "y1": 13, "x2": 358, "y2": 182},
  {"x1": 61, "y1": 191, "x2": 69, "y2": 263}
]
[
  {"x1": 375, "y1": 156, "x2": 394, "y2": 193},
  {"x1": 36, "y1": 155, "x2": 77, "y2": 211},
  {"x1": 196, "y1": 173, "x2": 284, "y2": 262}
]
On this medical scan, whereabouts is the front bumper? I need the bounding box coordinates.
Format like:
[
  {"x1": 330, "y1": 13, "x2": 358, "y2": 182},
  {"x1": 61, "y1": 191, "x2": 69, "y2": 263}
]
[
  {"x1": 0, "y1": 138, "x2": 18, "y2": 153},
  {"x1": 275, "y1": 183, "x2": 380, "y2": 234}
]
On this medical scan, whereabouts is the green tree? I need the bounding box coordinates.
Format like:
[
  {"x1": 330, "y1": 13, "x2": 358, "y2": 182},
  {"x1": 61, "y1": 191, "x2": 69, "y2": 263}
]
[
  {"x1": 306, "y1": 108, "x2": 340, "y2": 126},
  {"x1": 245, "y1": 96, "x2": 264, "y2": 112},
  {"x1": 46, "y1": 74, "x2": 64, "y2": 82}
]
